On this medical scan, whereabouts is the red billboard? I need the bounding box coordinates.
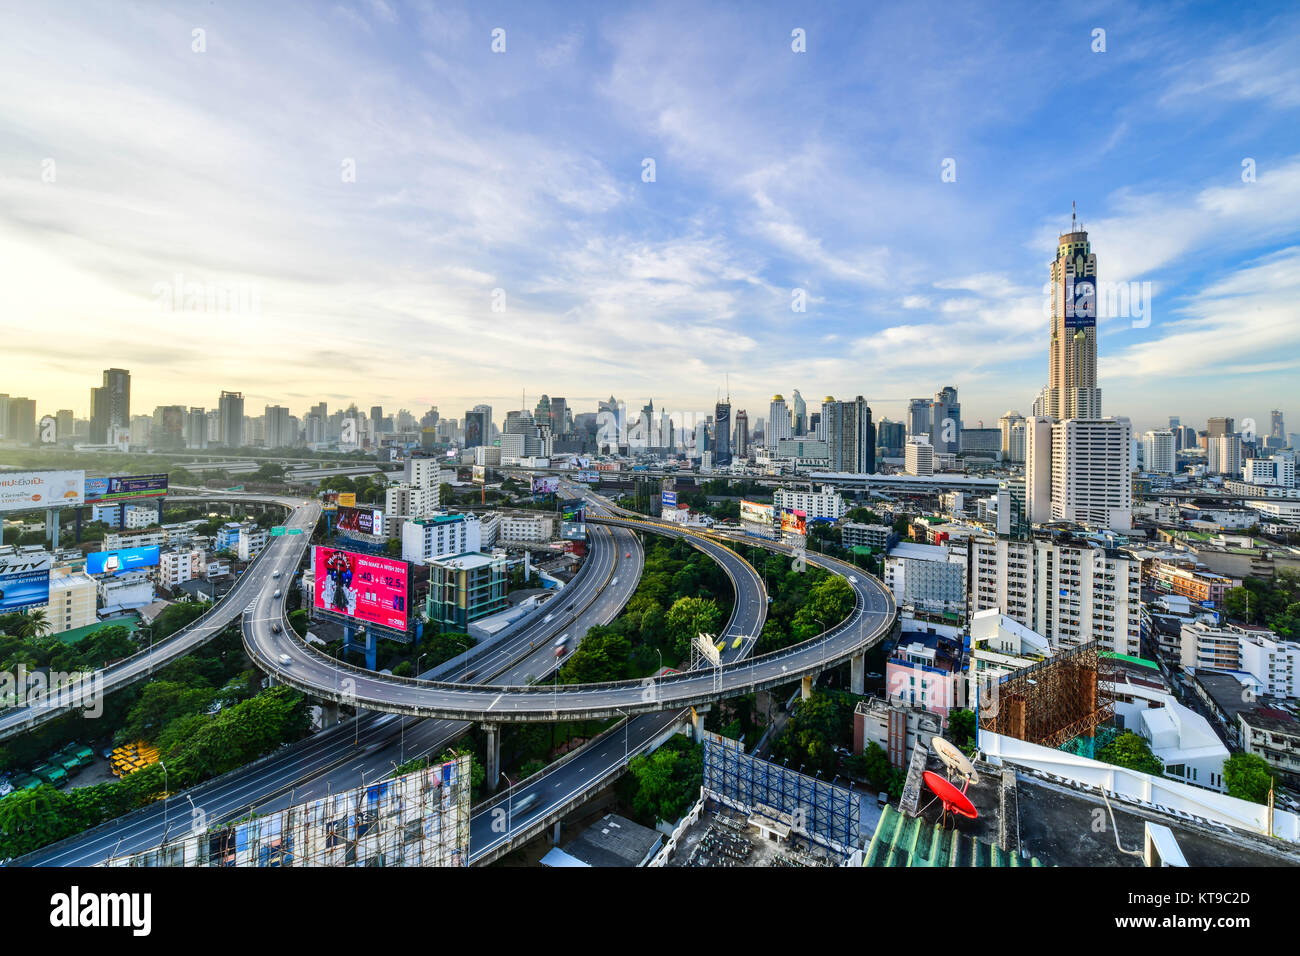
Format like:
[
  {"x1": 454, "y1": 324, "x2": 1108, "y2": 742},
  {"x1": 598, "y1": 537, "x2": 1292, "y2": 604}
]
[{"x1": 313, "y1": 546, "x2": 409, "y2": 631}]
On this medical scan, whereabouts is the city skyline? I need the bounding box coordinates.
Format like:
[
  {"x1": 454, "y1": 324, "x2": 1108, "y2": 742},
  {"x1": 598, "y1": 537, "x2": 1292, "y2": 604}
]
[{"x1": 3, "y1": 2, "x2": 1298, "y2": 427}]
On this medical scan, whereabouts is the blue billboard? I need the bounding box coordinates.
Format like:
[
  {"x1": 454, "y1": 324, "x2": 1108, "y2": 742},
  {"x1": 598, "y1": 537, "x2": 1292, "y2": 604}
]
[
  {"x1": 1065, "y1": 274, "x2": 1096, "y2": 328},
  {"x1": 661, "y1": 490, "x2": 677, "y2": 509},
  {"x1": 0, "y1": 553, "x2": 52, "y2": 612},
  {"x1": 86, "y1": 545, "x2": 160, "y2": 576}
]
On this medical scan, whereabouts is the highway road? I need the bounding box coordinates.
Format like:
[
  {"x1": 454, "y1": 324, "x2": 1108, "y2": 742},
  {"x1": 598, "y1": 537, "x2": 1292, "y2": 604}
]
[
  {"x1": 13, "y1": 482, "x2": 645, "y2": 866},
  {"x1": 0, "y1": 494, "x2": 318, "y2": 743}
]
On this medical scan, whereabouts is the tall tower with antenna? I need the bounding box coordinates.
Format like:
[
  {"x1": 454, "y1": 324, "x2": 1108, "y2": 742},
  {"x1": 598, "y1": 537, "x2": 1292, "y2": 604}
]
[
  {"x1": 714, "y1": 378, "x2": 732, "y2": 467},
  {"x1": 1047, "y1": 202, "x2": 1101, "y2": 421}
]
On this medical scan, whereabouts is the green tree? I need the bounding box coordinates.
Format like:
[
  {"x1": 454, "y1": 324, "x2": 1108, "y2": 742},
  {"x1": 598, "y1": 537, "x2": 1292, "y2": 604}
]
[
  {"x1": 1097, "y1": 731, "x2": 1164, "y2": 775},
  {"x1": 0, "y1": 785, "x2": 78, "y2": 858},
  {"x1": 948, "y1": 709, "x2": 976, "y2": 750},
  {"x1": 625, "y1": 735, "x2": 702, "y2": 824},
  {"x1": 1223, "y1": 752, "x2": 1275, "y2": 805},
  {"x1": 664, "y1": 596, "x2": 723, "y2": 660},
  {"x1": 771, "y1": 691, "x2": 857, "y2": 776},
  {"x1": 14, "y1": 608, "x2": 51, "y2": 640},
  {"x1": 118, "y1": 681, "x2": 214, "y2": 743}
]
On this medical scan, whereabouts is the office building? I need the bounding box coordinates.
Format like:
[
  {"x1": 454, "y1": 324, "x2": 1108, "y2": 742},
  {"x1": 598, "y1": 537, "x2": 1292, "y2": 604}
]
[
  {"x1": 1209, "y1": 433, "x2": 1243, "y2": 477},
  {"x1": 998, "y1": 410, "x2": 1025, "y2": 461},
  {"x1": 498, "y1": 513, "x2": 555, "y2": 545},
  {"x1": 773, "y1": 486, "x2": 847, "y2": 521},
  {"x1": 876, "y1": 419, "x2": 905, "y2": 458},
  {"x1": 714, "y1": 399, "x2": 732, "y2": 466},
  {"x1": 264, "y1": 405, "x2": 293, "y2": 449},
  {"x1": 929, "y1": 386, "x2": 962, "y2": 455},
  {"x1": 842, "y1": 522, "x2": 893, "y2": 551},
  {"x1": 734, "y1": 409, "x2": 749, "y2": 458},
  {"x1": 884, "y1": 542, "x2": 967, "y2": 615},
  {"x1": 1046, "y1": 209, "x2": 1101, "y2": 420},
  {"x1": 904, "y1": 437, "x2": 934, "y2": 476},
  {"x1": 791, "y1": 390, "x2": 807, "y2": 436},
  {"x1": 907, "y1": 398, "x2": 932, "y2": 439},
  {"x1": 425, "y1": 552, "x2": 508, "y2": 631}
]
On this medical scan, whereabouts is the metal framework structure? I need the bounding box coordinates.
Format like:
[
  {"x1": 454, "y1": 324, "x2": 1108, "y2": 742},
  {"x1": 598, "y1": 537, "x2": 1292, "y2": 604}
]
[
  {"x1": 978, "y1": 640, "x2": 1114, "y2": 750},
  {"x1": 702, "y1": 732, "x2": 858, "y2": 856},
  {"x1": 105, "y1": 756, "x2": 470, "y2": 867}
]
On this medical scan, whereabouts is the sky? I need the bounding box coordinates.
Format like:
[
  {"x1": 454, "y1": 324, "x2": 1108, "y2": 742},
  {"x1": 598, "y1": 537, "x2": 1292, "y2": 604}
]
[{"x1": 2, "y1": 0, "x2": 1298, "y2": 436}]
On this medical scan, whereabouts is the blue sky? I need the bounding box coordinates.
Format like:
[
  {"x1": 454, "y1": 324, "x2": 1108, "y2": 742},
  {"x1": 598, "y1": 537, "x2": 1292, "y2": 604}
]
[{"x1": 2, "y1": 0, "x2": 1298, "y2": 435}]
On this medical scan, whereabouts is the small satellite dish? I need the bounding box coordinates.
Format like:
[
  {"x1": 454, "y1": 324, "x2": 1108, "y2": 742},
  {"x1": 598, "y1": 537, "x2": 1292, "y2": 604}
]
[
  {"x1": 923, "y1": 771, "x2": 978, "y2": 820},
  {"x1": 931, "y1": 736, "x2": 980, "y2": 786}
]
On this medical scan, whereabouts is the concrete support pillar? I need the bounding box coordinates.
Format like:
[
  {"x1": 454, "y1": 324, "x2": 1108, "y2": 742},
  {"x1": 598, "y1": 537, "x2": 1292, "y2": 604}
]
[
  {"x1": 691, "y1": 705, "x2": 711, "y2": 743},
  {"x1": 801, "y1": 675, "x2": 814, "y2": 700},
  {"x1": 320, "y1": 701, "x2": 339, "y2": 728},
  {"x1": 364, "y1": 627, "x2": 377, "y2": 672},
  {"x1": 850, "y1": 653, "x2": 865, "y2": 696},
  {"x1": 483, "y1": 723, "x2": 501, "y2": 793},
  {"x1": 553, "y1": 821, "x2": 562, "y2": 845},
  {"x1": 46, "y1": 508, "x2": 60, "y2": 547}
]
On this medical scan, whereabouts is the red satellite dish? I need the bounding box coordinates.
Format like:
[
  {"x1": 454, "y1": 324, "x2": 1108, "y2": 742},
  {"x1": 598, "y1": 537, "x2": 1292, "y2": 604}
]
[{"x1": 922, "y1": 771, "x2": 978, "y2": 820}]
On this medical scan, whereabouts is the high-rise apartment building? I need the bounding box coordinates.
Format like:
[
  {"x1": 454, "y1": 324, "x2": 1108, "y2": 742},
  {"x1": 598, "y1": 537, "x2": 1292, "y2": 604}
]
[
  {"x1": 905, "y1": 437, "x2": 934, "y2": 476},
  {"x1": 998, "y1": 410, "x2": 1025, "y2": 460},
  {"x1": 766, "y1": 395, "x2": 791, "y2": 449},
  {"x1": 89, "y1": 368, "x2": 131, "y2": 444},
  {"x1": 1049, "y1": 418, "x2": 1133, "y2": 531},
  {"x1": 264, "y1": 405, "x2": 293, "y2": 449},
  {"x1": 907, "y1": 398, "x2": 932, "y2": 439},
  {"x1": 1209, "y1": 433, "x2": 1243, "y2": 477},
  {"x1": 970, "y1": 533, "x2": 1141, "y2": 656},
  {"x1": 823, "y1": 396, "x2": 875, "y2": 473},
  {"x1": 1046, "y1": 209, "x2": 1101, "y2": 421},
  {"x1": 1143, "y1": 429, "x2": 1176, "y2": 475},
  {"x1": 218, "y1": 391, "x2": 244, "y2": 447}
]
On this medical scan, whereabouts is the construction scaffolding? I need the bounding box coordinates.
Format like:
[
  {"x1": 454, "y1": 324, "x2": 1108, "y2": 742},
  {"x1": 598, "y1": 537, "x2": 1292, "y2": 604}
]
[
  {"x1": 104, "y1": 755, "x2": 470, "y2": 867},
  {"x1": 702, "y1": 732, "x2": 858, "y2": 856},
  {"x1": 978, "y1": 640, "x2": 1114, "y2": 751}
]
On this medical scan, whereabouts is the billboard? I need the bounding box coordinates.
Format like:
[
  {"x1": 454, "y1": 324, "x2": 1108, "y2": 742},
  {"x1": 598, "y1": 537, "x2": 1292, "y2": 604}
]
[
  {"x1": 320, "y1": 491, "x2": 339, "y2": 512},
  {"x1": 472, "y1": 465, "x2": 487, "y2": 484},
  {"x1": 336, "y1": 505, "x2": 384, "y2": 536},
  {"x1": 560, "y1": 521, "x2": 587, "y2": 540},
  {"x1": 780, "y1": 508, "x2": 807, "y2": 536},
  {"x1": 560, "y1": 498, "x2": 586, "y2": 523},
  {"x1": 84, "y1": 473, "x2": 169, "y2": 503},
  {"x1": 0, "y1": 470, "x2": 85, "y2": 513},
  {"x1": 337, "y1": 492, "x2": 357, "y2": 509},
  {"x1": 463, "y1": 411, "x2": 486, "y2": 449},
  {"x1": 740, "y1": 499, "x2": 774, "y2": 525},
  {"x1": 0, "y1": 552, "x2": 52, "y2": 613},
  {"x1": 1065, "y1": 274, "x2": 1097, "y2": 329},
  {"x1": 661, "y1": 490, "x2": 677, "y2": 509},
  {"x1": 313, "y1": 546, "x2": 409, "y2": 631},
  {"x1": 575, "y1": 470, "x2": 600, "y2": 483},
  {"x1": 107, "y1": 755, "x2": 470, "y2": 868},
  {"x1": 531, "y1": 476, "x2": 559, "y2": 495},
  {"x1": 86, "y1": 546, "x2": 161, "y2": 576}
]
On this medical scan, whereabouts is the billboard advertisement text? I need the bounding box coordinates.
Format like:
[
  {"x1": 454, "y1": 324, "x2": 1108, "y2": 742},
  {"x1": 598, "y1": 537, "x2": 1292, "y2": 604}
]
[
  {"x1": 1065, "y1": 274, "x2": 1097, "y2": 329},
  {"x1": 661, "y1": 490, "x2": 677, "y2": 509},
  {"x1": 740, "y1": 499, "x2": 774, "y2": 524},
  {"x1": 86, "y1": 546, "x2": 161, "y2": 576},
  {"x1": 575, "y1": 470, "x2": 600, "y2": 483},
  {"x1": 0, "y1": 552, "x2": 52, "y2": 612},
  {"x1": 780, "y1": 508, "x2": 807, "y2": 535},
  {"x1": 531, "y1": 477, "x2": 559, "y2": 495},
  {"x1": 84, "y1": 473, "x2": 168, "y2": 503},
  {"x1": 313, "y1": 546, "x2": 409, "y2": 631},
  {"x1": 560, "y1": 521, "x2": 587, "y2": 540},
  {"x1": 337, "y1": 492, "x2": 357, "y2": 508},
  {"x1": 337, "y1": 505, "x2": 384, "y2": 536},
  {"x1": 0, "y1": 470, "x2": 85, "y2": 513}
]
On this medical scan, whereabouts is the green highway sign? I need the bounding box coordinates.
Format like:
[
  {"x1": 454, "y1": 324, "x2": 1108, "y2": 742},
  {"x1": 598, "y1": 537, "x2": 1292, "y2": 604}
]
[{"x1": 270, "y1": 527, "x2": 286, "y2": 536}]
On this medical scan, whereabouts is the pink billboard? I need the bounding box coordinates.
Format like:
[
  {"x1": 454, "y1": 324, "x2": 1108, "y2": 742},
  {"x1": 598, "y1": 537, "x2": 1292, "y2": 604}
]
[{"x1": 313, "y1": 546, "x2": 409, "y2": 631}]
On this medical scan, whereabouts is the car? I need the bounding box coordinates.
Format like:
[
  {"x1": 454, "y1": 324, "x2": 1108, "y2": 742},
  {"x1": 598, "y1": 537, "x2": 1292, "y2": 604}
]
[
  {"x1": 625, "y1": 552, "x2": 631, "y2": 558},
  {"x1": 731, "y1": 636, "x2": 743, "y2": 649},
  {"x1": 273, "y1": 571, "x2": 281, "y2": 579},
  {"x1": 878, "y1": 791, "x2": 890, "y2": 807},
  {"x1": 849, "y1": 575, "x2": 858, "y2": 584},
  {"x1": 273, "y1": 589, "x2": 282, "y2": 598},
  {"x1": 277, "y1": 654, "x2": 292, "y2": 666},
  {"x1": 513, "y1": 792, "x2": 540, "y2": 815},
  {"x1": 271, "y1": 622, "x2": 281, "y2": 634}
]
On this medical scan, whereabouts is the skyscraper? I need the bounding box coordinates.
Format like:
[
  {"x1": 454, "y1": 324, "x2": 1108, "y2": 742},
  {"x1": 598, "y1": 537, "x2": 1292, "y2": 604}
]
[
  {"x1": 1046, "y1": 206, "x2": 1101, "y2": 421},
  {"x1": 791, "y1": 390, "x2": 807, "y2": 436},
  {"x1": 734, "y1": 409, "x2": 749, "y2": 458},
  {"x1": 823, "y1": 396, "x2": 875, "y2": 474},
  {"x1": 1271, "y1": 410, "x2": 1286, "y2": 441},
  {"x1": 907, "y1": 398, "x2": 932, "y2": 439},
  {"x1": 89, "y1": 368, "x2": 130, "y2": 444},
  {"x1": 714, "y1": 399, "x2": 732, "y2": 466},
  {"x1": 218, "y1": 390, "x2": 244, "y2": 447},
  {"x1": 929, "y1": 386, "x2": 961, "y2": 455},
  {"x1": 767, "y1": 395, "x2": 791, "y2": 449},
  {"x1": 265, "y1": 405, "x2": 293, "y2": 448}
]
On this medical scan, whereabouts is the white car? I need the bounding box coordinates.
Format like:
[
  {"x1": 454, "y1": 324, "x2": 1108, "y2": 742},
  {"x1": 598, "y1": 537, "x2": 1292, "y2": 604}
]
[{"x1": 278, "y1": 653, "x2": 292, "y2": 666}]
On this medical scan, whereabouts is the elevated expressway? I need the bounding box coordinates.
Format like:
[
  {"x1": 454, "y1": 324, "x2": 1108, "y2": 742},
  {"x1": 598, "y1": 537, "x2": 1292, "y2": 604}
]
[{"x1": 0, "y1": 494, "x2": 318, "y2": 744}]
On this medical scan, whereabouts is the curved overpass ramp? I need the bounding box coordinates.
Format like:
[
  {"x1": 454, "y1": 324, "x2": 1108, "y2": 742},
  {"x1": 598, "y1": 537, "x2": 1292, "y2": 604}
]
[{"x1": 0, "y1": 495, "x2": 318, "y2": 743}]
